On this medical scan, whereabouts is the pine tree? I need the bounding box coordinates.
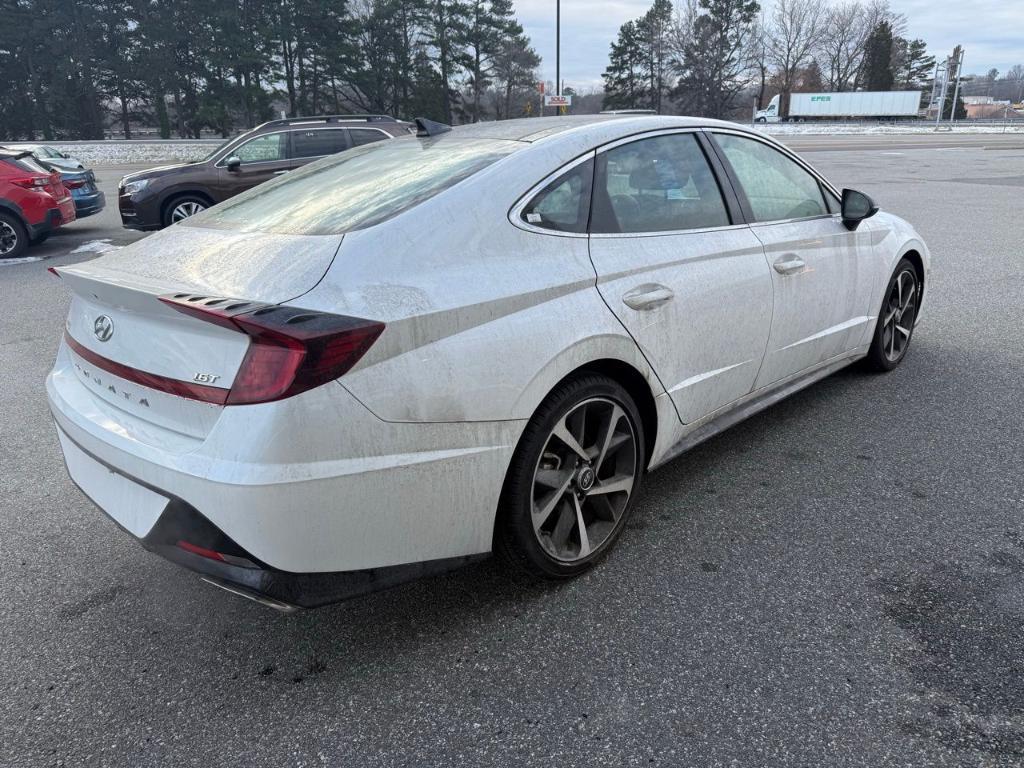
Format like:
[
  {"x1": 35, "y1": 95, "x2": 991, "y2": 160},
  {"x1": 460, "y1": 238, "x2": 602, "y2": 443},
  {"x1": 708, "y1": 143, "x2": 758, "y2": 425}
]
[
  {"x1": 893, "y1": 37, "x2": 934, "y2": 90},
  {"x1": 602, "y1": 21, "x2": 647, "y2": 110},
  {"x1": 423, "y1": 0, "x2": 472, "y2": 123},
  {"x1": 861, "y1": 20, "x2": 895, "y2": 91},
  {"x1": 465, "y1": 0, "x2": 519, "y2": 122},
  {"x1": 674, "y1": 0, "x2": 761, "y2": 119}
]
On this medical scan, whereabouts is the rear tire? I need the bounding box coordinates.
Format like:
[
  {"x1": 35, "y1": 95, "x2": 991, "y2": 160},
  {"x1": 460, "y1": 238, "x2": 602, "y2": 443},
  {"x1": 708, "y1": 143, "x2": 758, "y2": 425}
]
[
  {"x1": 865, "y1": 258, "x2": 919, "y2": 372},
  {"x1": 0, "y1": 212, "x2": 28, "y2": 259},
  {"x1": 494, "y1": 374, "x2": 645, "y2": 580}
]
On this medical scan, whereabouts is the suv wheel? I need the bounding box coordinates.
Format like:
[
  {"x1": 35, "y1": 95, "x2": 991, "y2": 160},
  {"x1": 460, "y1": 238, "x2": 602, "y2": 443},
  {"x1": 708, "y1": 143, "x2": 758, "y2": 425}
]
[
  {"x1": 0, "y1": 212, "x2": 28, "y2": 259},
  {"x1": 163, "y1": 195, "x2": 209, "y2": 227}
]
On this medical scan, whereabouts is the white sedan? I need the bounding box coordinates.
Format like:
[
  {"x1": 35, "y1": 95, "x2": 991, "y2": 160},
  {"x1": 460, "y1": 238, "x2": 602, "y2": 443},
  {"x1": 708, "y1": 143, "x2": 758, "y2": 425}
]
[{"x1": 47, "y1": 115, "x2": 929, "y2": 610}]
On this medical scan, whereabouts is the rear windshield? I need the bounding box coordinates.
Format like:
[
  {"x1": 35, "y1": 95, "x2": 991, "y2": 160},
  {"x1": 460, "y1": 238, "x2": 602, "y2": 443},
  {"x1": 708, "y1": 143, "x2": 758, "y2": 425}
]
[
  {"x1": 189, "y1": 137, "x2": 522, "y2": 235},
  {"x1": 1, "y1": 155, "x2": 51, "y2": 174}
]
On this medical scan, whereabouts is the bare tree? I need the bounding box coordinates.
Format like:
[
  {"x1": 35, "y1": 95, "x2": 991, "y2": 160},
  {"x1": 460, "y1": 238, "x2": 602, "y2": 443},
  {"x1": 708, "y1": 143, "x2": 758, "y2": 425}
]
[
  {"x1": 766, "y1": 0, "x2": 823, "y2": 116},
  {"x1": 816, "y1": 2, "x2": 868, "y2": 91}
]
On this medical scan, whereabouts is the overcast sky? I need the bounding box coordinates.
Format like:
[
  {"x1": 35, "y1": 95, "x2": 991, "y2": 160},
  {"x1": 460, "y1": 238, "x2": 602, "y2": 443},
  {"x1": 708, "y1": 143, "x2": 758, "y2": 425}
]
[{"x1": 515, "y1": 0, "x2": 1024, "y2": 92}]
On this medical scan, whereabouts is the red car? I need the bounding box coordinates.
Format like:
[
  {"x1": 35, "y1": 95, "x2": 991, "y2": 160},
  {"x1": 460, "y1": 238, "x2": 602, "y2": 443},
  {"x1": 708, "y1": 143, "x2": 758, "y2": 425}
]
[{"x1": 0, "y1": 149, "x2": 76, "y2": 259}]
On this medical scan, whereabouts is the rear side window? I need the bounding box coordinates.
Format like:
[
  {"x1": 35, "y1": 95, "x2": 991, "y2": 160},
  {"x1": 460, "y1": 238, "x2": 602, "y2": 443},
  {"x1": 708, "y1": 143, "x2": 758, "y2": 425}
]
[
  {"x1": 191, "y1": 138, "x2": 522, "y2": 235},
  {"x1": 233, "y1": 133, "x2": 287, "y2": 163},
  {"x1": 521, "y1": 158, "x2": 593, "y2": 234},
  {"x1": 713, "y1": 134, "x2": 828, "y2": 222},
  {"x1": 349, "y1": 129, "x2": 388, "y2": 147},
  {"x1": 591, "y1": 133, "x2": 730, "y2": 234},
  {"x1": 293, "y1": 129, "x2": 349, "y2": 159}
]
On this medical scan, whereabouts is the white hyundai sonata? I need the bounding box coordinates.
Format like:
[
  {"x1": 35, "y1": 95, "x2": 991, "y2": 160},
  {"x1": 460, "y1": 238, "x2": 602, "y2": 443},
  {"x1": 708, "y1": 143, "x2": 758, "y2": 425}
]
[{"x1": 48, "y1": 115, "x2": 929, "y2": 610}]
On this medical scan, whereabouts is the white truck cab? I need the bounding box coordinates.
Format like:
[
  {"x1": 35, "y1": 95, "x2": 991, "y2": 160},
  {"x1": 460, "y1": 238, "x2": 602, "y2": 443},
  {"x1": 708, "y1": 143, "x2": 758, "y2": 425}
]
[{"x1": 755, "y1": 95, "x2": 781, "y2": 123}]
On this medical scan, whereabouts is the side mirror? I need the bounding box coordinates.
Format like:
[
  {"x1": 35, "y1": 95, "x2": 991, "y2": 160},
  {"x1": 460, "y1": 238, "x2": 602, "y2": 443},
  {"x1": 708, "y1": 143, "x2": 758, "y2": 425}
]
[
  {"x1": 61, "y1": 152, "x2": 70, "y2": 159},
  {"x1": 841, "y1": 188, "x2": 878, "y2": 231},
  {"x1": 225, "y1": 156, "x2": 242, "y2": 171}
]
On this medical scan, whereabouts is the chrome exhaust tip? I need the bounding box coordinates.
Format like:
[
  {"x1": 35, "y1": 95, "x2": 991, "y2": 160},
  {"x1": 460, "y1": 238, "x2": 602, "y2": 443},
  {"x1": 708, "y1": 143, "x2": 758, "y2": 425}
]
[{"x1": 200, "y1": 576, "x2": 300, "y2": 613}]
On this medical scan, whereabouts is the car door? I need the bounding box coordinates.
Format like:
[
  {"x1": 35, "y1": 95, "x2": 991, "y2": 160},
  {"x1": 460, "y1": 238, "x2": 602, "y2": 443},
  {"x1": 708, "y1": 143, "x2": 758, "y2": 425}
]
[
  {"x1": 708, "y1": 131, "x2": 875, "y2": 389},
  {"x1": 588, "y1": 131, "x2": 774, "y2": 425},
  {"x1": 216, "y1": 132, "x2": 293, "y2": 198}
]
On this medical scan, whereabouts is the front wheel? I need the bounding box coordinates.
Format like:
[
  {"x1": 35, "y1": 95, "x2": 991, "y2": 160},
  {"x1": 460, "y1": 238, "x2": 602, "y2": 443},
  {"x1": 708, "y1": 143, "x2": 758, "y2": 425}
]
[
  {"x1": 865, "y1": 258, "x2": 919, "y2": 371},
  {"x1": 494, "y1": 374, "x2": 645, "y2": 579},
  {"x1": 163, "y1": 195, "x2": 208, "y2": 227}
]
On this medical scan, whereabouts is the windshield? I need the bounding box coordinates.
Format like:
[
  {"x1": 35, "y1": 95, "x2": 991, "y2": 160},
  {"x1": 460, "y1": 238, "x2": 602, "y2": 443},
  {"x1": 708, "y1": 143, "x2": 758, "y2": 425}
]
[
  {"x1": 189, "y1": 137, "x2": 522, "y2": 235},
  {"x1": 199, "y1": 137, "x2": 237, "y2": 162}
]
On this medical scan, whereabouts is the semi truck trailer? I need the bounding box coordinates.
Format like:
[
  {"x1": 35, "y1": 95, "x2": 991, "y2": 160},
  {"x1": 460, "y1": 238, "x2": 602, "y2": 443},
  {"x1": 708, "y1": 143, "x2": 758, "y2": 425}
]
[{"x1": 755, "y1": 91, "x2": 923, "y2": 122}]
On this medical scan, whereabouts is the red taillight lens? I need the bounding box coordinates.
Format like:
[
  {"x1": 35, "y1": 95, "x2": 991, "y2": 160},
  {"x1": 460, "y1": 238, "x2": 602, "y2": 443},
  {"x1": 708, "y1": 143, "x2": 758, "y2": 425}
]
[
  {"x1": 176, "y1": 540, "x2": 226, "y2": 561},
  {"x1": 176, "y1": 540, "x2": 257, "y2": 568},
  {"x1": 159, "y1": 295, "x2": 384, "y2": 405},
  {"x1": 63, "y1": 178, "x2": 86, "y2": 189},
  {"x1": 10, "y1": 175, "x2": 50, "y2": 189}
]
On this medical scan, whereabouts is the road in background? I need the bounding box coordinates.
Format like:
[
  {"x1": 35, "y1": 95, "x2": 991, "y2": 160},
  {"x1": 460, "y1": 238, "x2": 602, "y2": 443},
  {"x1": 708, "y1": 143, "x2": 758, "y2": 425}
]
[{"x1": 2, "y1": 135, "x2": 1023, "y2": 767}]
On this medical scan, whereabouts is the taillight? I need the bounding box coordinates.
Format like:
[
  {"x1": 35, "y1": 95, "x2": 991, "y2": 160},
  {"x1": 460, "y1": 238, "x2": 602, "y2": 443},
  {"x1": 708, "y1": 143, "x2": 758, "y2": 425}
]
[
  {"x1": 63, "y1": 178, "x2": 86, "y2": 190},
  {"x1": 10, "y1": 175, "x2": 50, "y2": 189},
  {"x1": 159, "y1": 294, "x2": 384, "y2": 405}
]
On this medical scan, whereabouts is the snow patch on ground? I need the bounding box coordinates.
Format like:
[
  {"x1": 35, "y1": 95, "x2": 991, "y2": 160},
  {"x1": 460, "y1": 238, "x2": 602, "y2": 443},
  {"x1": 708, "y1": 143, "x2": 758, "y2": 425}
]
[
  {"x1": 52, "y1": 142, "x2": 214, "y2": 165},
  {"x1": 0, "y1": 256, "x2": 44, "y2": 266},
  {"x1": 70, "y1": 239, "x2": 122, "y2": 255}
]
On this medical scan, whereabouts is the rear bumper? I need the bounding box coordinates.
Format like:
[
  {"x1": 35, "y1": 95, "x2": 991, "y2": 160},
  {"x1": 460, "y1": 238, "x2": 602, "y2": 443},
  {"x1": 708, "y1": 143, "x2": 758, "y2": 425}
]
[
  {"x1": 46, "y1": 339, "x2": 520, "y2": 599},
  {"x1": 55, "y1": 423, "x2": 483, "y2": 609},
  {"x1": 28, "y1": 206, "x2": 70, "y2": 239},
  {"x1": 72, "y1": 189, "x2": 105, "y2": 218}
]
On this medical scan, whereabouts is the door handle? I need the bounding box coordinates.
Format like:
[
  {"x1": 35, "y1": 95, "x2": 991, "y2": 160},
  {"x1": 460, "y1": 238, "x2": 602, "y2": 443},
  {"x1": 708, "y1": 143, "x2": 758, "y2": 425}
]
[
  {"x1": 772, "y1": 254, "x2": 806, "y2": 275},
  {"x1": 622, "y1": 283, "x2": 675, "y2": 311}
]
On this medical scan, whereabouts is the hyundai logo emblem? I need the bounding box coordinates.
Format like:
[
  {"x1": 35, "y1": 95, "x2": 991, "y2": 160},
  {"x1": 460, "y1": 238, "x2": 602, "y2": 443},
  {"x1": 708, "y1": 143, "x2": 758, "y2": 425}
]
[{"x1": 93, "y1": 315, "x2": 114, "y2": 342}]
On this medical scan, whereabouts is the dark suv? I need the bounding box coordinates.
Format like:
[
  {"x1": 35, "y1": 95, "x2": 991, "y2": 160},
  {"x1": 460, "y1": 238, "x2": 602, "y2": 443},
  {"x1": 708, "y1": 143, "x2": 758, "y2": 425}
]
[{"x1": 118, "y1": 114, "x2": 412, "y2": 230}]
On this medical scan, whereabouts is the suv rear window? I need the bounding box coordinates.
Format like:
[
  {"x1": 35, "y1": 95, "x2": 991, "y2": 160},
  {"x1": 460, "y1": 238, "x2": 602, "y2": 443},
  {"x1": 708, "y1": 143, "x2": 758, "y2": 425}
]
[
  {"x1": 292, "y1": 129, "x2": 349, "y2": 159},
  {"x1": 2, "y1": 155, "x2": 50, "y2": 174},
  {"x1": 191, "y1": 138, "x2": 521, "y2": 235}
]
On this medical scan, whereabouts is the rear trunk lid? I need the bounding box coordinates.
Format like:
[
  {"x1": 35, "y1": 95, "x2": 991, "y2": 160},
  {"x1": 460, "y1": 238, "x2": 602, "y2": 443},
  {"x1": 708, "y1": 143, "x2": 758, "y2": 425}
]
[{"x1": 52, "y1": 225, "x2": 343, "y2": 443}]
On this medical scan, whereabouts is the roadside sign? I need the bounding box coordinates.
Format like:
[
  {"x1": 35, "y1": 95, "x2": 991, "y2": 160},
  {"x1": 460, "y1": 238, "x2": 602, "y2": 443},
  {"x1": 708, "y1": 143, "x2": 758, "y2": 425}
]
[{"x1": 544, "y1": 94, "x2": 572, "y2": 107}]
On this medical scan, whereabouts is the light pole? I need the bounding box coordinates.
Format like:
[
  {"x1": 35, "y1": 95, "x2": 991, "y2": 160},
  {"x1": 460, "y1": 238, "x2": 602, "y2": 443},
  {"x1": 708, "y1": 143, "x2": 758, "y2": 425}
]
[{"x1": 556, "y1": 0, "x2": 560, "y2": 99}]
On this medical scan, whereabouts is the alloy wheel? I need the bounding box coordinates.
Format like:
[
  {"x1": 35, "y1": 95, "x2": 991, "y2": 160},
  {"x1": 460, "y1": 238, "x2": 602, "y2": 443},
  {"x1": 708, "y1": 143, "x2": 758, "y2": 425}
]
[
  {"x1": 0, "y1": 220, "x2": 18, "y2": 256},
  {"x1": 881, "y1": 269, "x2": 917, "y2": 362},
  {"x1": 170, "y1": 200, "x2": 206, "y2": 222},
  {"x1": 531, "y1": 397, "x2": 638, "y2": 563}
]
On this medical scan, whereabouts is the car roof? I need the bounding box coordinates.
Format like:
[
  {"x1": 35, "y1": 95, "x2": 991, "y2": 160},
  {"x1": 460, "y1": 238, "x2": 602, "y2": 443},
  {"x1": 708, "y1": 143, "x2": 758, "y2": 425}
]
[{"x1": 427, "y1": 115, "x2": 754, "y2": 145}]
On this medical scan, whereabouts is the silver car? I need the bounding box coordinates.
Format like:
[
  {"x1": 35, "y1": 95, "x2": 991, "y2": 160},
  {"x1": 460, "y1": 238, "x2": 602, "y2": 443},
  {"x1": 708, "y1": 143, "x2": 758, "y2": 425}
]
[
  {"x1": 47, "y1": 115, "x2": 929, "y2": 610},
  {"x1": 5, "y1": 143, "x2": 86, "y2": 171}
]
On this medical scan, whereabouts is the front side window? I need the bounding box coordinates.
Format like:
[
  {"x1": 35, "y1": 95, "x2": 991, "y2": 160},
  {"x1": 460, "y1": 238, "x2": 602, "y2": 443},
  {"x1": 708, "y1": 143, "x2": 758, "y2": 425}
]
[
  {"x1": 233, "y1": 133, "x2": 287, "y2": 163},
  {"x1": 192, "y1": 137, "x2": 521, "y2": 235},
  {"x1": 591, "y1": 133, "x2": 730, "y2": 234},
  {"x1": 521, "y1": 158, "x2": 593, "y2": 234},
  {"x1": 292, "y1": 129, "x2": 349, "y2": 159},
  {"x1": 713, "y1": 134, "x2": 828, "y2": 222}
]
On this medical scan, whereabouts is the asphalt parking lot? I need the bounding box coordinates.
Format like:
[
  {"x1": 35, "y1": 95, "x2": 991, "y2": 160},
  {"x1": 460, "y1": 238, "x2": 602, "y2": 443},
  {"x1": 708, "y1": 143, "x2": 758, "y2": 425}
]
[{"x1": 2, "y1": 134, "x2": 1023, "y2": 767}]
